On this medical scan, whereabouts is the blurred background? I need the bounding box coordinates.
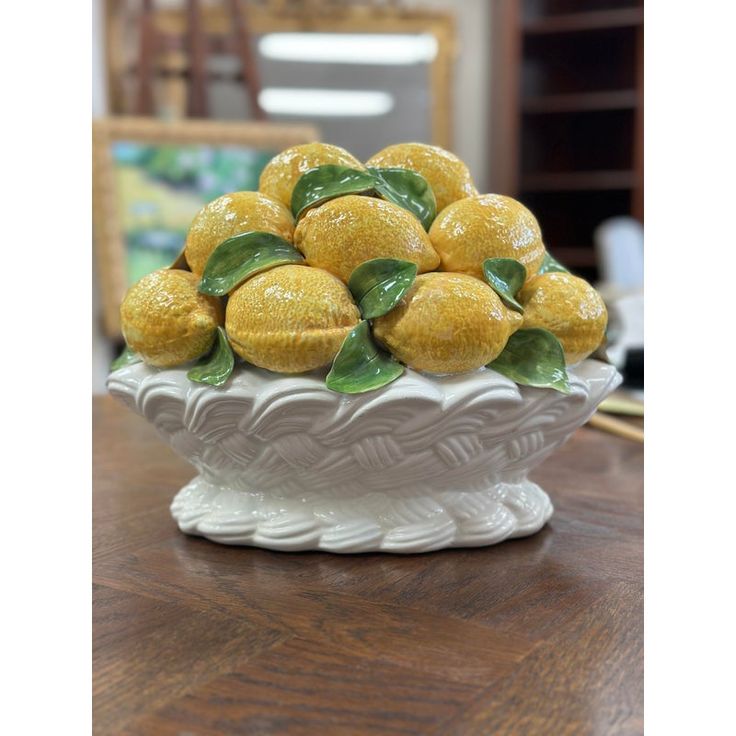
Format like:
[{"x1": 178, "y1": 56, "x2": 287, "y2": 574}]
[{"x1": 93, "y1": 0, "x2": 643, "y2": 404}]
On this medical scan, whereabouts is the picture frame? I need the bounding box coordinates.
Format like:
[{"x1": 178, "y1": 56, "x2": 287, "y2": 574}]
[
  {"x1": 104, "y1": 1, "x2": 456, "y2": 148},
  {"x1": 92, "y1": 115, "x2": 318, "y2": 336}
]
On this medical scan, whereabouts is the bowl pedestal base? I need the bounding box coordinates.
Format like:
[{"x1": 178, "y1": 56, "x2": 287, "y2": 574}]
[{"x1": 170, "y1": 475, "x2": 553, "y2": 553}]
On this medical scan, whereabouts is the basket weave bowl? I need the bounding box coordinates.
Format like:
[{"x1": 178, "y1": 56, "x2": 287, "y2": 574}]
[{"x1": 108, "y1": 359, "x2": 620, "y2": 553}]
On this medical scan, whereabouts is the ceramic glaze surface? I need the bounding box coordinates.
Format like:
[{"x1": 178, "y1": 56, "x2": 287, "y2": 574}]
[
  {"x1": 519, "y1": 272, "x2": 608, "y2": 365},
  {"x1": 293, "y1": 195, "x2": 440, "y2": 283},
  {"x1": 184, "y1": 191, "x2": 295, "y2": 276},
  {"x1": 258, "y1": 142, "x2": 364, "y2": 208},
  {"x1": 108, "y1": 360, "x2": 620, "y2": 553},
  {"x1": 373, "y1": 272, "x2": 523, "y2": 373},
  {"x1": 225, "y1": 264, "x2": 360, "y2": 373},
  {"x1": 366, "y1": 142, "x2": 478, "y2": 213},
  {"x1": 120, "y1": 269, "x2": 223, "y2": 368},
  {"x1": 429, "y1": 194, "x2": 545, "y2": 280}
]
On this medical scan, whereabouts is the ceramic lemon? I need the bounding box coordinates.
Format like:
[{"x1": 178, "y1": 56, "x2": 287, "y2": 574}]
[
  {"x1": 373, "y1": 272, "x2": 522, "y2": 374},
  {"x1": 185, "y1": 191, "x2": 294, "y2": 276},
  {"x1": 120, "y1": 269, "x2": 223, "y2": 368},
  {"x1": 518, "y1": 272, "x2": 607, "y2": 364},
  {"x1": 225, "y1": 264, "x2": 361, "y2": 373},
  {"x1": 366, "y1": 142, "x2": 477, "y2": 214},
  {"x1": 430, "y1": 194, "x2": 546, "y2": 281},
  {"x1": 293, "y1": 195, "x2": 440, "y2": 283},
  {"x1": 259, "y1": 142, "x2": 363, "y2": 209}
]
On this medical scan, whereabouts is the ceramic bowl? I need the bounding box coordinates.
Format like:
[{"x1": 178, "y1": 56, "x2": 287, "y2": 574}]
[{"x1": 108, "y1": 360, "x2": 620, "y2": 553}]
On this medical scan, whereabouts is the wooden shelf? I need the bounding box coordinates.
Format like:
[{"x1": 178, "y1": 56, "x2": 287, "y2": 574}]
[
  {"x1": 547, "y1": 247, "x2": 599, "y2": 268},
  {"x1": 521, "y1": 170, "x2": 637, "y2": 192},
  {"x1": 490, "y1": 0, "x2": 643, "y2": 282},
  {"x1": 522, "y1": 89, "x2": 639, "y2": 113},
  {"x1": 523, "y1": 8, "x2": 643, "y2": 34}
]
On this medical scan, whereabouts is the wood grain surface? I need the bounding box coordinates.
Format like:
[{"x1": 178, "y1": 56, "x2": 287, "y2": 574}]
[{"x1": 93, "y1": 395, "x2": 643, "y2": 735}]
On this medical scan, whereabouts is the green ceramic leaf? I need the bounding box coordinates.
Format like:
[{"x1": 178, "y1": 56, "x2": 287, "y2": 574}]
[
  {"x1": 348, "y1": 258, "x2": 417, "y2": 320},
  {"x1": 482, "y1": 258, "x2": 527, "y2": 313},
  {"x1": 488, "y1": 328, "x2": 571, "y2": 394},
  {"x1": 291, "y1": 165, "x2": 375, "y2": 220},
  {"x1": 326, "y1": 321, "x2": 404, "y2": 394},
  {"x1": 198, "y1": 231, "x2": 304, "y2": 296},
  {"x1": 187, "y1": 327, "x2": 235, "y2": 387},
  {"x1": 368, "y1": 167, "x2": 437, "y2": 231},
  {"x1": 290, "y1": 165, "x2": 437, "y2": 229},
  {"x1": 110, "y1": 345, "x2": 142, "y2": 371},
  {"x1": 538, "y1": 251, "x2": 569, "y2": 274}
]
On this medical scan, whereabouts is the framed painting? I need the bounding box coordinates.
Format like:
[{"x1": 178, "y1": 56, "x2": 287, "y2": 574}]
[{"x1": 93, "y1": 116, "x2": 318, "y2": 336}]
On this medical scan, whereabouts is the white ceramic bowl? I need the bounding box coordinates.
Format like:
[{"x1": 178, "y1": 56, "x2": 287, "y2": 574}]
[{"x1": 108, "y1": 360, "x2": 620, "y2": 553}]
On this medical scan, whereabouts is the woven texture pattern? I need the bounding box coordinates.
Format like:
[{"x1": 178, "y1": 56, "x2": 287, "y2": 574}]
[{"x1": 108, "y1": 360, "x2": 620, "y2": 552}]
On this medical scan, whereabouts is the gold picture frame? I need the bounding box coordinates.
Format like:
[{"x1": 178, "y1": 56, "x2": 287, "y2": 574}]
[
  {"x1": 92, "y1": 116, "x2": 318, "y2": 337},
  {"x1": 104, "y1": 1, "x2": 456, "y2": 147}
]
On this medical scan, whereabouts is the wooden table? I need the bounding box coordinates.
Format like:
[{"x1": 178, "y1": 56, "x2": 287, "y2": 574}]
[{"x1": 93, "y1": 395, "x2": 643, "y2": 735}]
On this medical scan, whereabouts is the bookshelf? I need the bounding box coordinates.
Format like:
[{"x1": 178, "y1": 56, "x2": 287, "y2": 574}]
[{"x1": 490, "y1": 0, "x2": 643, "y2": 281}]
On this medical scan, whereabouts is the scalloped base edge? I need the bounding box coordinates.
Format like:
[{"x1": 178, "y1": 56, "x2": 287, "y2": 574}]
[{"x1": 170, "y1": 476, "x2": 554, "y2": 553}]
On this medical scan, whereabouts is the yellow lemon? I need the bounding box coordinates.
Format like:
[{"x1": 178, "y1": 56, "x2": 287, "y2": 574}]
[
  {"x1": 366, "y1": 142, "x2": 477, "y2": 214},
  {"x1": 518, "y1": 272, "x2": 608, "y2": 365},
  {"x1": 184, "y1": 191, "x2": 294, "y2": 276},
  {"x1": 293, "y1": 195, "x2": 440, "y2": 283},
  {"x1": 225, "y1": 264, "x2": 361, "y2": 373},
  {"x1": 258, "y1": 142, "x2": 363, "y2": 209},
  {"x1": 120, "y1": 269, "x2": 223, "y2": 368},
  {"x1": 373, "y1": 272, "x2": 523, "y2": 374},
  {"x1": 429, "y1": 194, "x2": 546, "y2": 281}
]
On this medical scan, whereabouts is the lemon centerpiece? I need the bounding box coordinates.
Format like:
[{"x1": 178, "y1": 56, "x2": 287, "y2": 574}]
[
  {"x1": 113, "y1": 140, "x2": 608, "y2": 399},
  {"x1": 109, "y1": 140, "x2": 621, "y2": 554}
]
